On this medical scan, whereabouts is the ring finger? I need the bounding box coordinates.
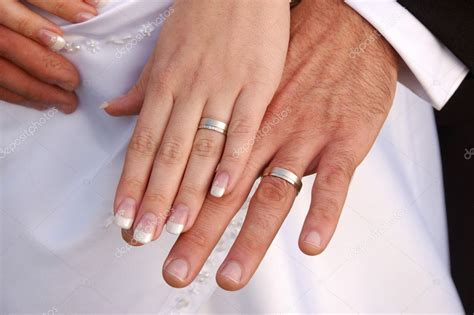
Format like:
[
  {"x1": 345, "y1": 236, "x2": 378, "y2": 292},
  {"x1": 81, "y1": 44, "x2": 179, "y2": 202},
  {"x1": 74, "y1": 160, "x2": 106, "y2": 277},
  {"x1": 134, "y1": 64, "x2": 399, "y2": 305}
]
[
  {"x1": 165, "y1": 115, "x2": 227, "y2": 235},
  {"x1": 216, "y1": 143, "x2": 316, "y2": 290}
]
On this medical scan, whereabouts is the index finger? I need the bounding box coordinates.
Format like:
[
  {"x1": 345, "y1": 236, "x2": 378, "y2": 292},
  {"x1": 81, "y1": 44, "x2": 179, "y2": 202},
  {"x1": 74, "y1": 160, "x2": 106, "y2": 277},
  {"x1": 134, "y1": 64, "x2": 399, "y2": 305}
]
[
  {"x1": 0, "y1": 26, "x2": 80, "y2": 91},
  {"x1": 0, "y1": 1, "x2": 65, "y2": 50}
]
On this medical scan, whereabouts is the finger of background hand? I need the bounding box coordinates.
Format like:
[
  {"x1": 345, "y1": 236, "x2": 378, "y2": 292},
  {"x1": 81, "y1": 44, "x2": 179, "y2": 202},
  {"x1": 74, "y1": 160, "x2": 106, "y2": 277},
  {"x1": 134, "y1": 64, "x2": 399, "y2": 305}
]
[
  {"x1": 166, "y1": 91, "x2": 240, "y2": 234},
  {"x1": 0, "y1": 86, "x2": 49, "y2": 111},
  {"x1": 26, "y1": 0, "x2": 97, "y2": 23},
  {"x1": 0, "y1": 26, "x2": 79, "y2": 92},
  {"x1": 0, "y1": 1, "x2": 66, "y2": 50},
  {"x1": 103, "y1": 55, "x2": 154, "y2": 116},
  {"x1": 131, "y1": 91, "x2": 208, "y2": 243},
  {"x1": 298, "y1": 143, "x2": 359, "y2": 255},
  {"x1": 209, "y1": 85, "x2": 272, "y2": 198},
  {"x1": 0, "y1": 58, "x2": 77, "y2": 113},
  {"x1": 216, "y1": 143, "x2": 317, "y2": 291},
  {"x1": 161, "y1": 147, "x2": 271, "y2": 288},
  {"x1": 83, "y1": 0, "x2": 108, "y2": 9}
]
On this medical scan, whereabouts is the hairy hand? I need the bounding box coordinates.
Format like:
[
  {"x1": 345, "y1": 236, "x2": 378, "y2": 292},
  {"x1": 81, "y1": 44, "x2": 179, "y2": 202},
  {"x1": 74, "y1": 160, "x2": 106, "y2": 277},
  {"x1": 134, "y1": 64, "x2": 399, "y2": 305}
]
[{"x1": 160, "y1": 0, "x2": 399, "y2": 290}]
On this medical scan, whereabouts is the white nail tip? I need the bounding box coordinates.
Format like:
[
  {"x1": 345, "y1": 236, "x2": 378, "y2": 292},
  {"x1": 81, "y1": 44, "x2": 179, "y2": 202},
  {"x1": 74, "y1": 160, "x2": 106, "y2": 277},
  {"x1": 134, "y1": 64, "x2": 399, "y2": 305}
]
[
  {"x1": 133, "y1": 229, "x2": 153, "y2": 244},
  {"x1": 50, "y1": 35, "x2": 66, "y2": 52},
  {"x1": 99, "y1": 102, "x2": 109, "y2": 109},
  {"x1": 166, "y1": 222, "x2": 184, "y2": 235},
  {"x1": 96, "y1": 0, "x2": 108, "y2": 8},
  {"x1": 210, "y1": 186, "x2": 225, "y2": 198},
  {"x1": 114, "y1": 214, "x2": 133, "y2": 230}
]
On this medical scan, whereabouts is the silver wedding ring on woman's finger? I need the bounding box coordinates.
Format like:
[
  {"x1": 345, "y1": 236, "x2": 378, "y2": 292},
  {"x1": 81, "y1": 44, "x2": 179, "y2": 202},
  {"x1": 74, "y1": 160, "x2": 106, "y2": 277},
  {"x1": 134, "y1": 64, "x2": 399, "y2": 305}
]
[
  {"x1": 263, "y1": 167, "x2": 303, "y2": 194},
  {"x1": 198, "y1": 118, "x2": 228, "y2": 135}
]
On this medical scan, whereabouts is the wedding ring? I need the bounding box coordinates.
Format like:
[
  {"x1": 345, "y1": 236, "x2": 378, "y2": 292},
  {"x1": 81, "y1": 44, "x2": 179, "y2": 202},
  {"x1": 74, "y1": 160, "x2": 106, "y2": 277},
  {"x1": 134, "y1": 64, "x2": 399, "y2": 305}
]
[
  {"x1": 198, "y1": 118, "x2": 228, "y2": 135},
  {"x1": 263, "y1": 167, "x2": 303, "y2": 194}
]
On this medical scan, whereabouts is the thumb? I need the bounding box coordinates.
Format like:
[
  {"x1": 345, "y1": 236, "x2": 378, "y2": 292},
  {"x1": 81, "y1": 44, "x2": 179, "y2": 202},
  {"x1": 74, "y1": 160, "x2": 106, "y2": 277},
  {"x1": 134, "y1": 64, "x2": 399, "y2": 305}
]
[
  {"x1": 102, "y1": 56, "x2": 154, "y2": 116},
  {"x1": 102, "y1": 83, "x2": 145, "y2": 116}
]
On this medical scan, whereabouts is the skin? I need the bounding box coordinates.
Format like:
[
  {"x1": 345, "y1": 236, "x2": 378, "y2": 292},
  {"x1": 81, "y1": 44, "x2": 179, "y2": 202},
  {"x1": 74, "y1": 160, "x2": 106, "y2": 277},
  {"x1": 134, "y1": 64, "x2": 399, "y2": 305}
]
[
  {"x1": 0, "y1": 0, "x2": 99, "y2": 112},
  {"x1": 155, "y1": 0, "x2": 398, "y2": 290},
  {"x1": 107, "y1": 0, "x2": 291, "y2": 243}
]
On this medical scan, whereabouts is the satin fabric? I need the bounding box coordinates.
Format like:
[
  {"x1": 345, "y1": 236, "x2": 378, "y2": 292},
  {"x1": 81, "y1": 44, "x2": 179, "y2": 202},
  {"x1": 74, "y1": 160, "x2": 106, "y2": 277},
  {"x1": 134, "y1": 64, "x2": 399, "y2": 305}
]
[{"x1": 0, "y1": 0, "x2": 463, "y2": 313}]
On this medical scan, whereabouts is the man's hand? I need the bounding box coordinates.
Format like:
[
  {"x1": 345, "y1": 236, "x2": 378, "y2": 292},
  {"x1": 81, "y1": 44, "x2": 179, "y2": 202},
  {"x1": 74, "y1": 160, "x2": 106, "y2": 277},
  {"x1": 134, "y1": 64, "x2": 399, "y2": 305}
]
[{"x1": 160, "y1": 0, "x2": 399, "y2": 290}]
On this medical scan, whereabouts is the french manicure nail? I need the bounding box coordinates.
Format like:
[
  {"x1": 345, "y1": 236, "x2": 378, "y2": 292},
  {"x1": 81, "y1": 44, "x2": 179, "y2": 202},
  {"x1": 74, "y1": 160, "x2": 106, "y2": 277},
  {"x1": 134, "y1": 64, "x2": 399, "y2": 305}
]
[
  {"x1": 166, "y1": 204, "x2": 188, "y2": 235},
  {"x1": 75, "y1": 12, "x2": 96, "y2": 23},
  {"x1": 99, "y1": 101, "x2": 109, "y2": 109},
  {"x1": 133, "y1": 212, "x2": 158, "y2": 244},
  {"x1": 220, "y1": 260, "x2": 242, "y2": 283},
  {"x1": 303, "y1": 231, "x2": 322, "y2": 248},
  {"x1": 37, "y1": 29, "x2": 66, "y2": 51},
  {"x1": 85, "y1": 0, "x2": 107, "y2": 8},
  {"x1": 210, "y1": 171, "x2": 229, "y2": 198},
  {"x1": 164, "y1": 258, "x2": 189, "y2": 281},
  {"x1": 114, "y1": 198, "x2": 136, "y2": 229}
]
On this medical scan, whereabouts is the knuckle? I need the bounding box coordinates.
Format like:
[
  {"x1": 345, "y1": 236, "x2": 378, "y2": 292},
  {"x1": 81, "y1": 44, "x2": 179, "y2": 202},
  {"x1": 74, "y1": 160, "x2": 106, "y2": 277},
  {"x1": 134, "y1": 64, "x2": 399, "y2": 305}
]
[
  {"x1": 237, "y1": 233, "x2": 266, "y2": 253},
  {"x1": 248, "y1": 211, "x2": 281, "y2": 235},
  {"x1": 320, "y1": 148, "x2": 357, "y2": 189},
  {"x1": 51, "y1": 1, "x2": 68, "y2": 16},
  {"x1": 180, "y1": 229, "x2": 208, "y2": 250},
  {"x1": 228, "y1": 117, "x2": 255, "y2": 137},
  {"x1": 327, "y1": 158, "x2": 355, "y2": 184},
  {"x1": 316, "y1": 196, "x2": 342, "y2": 223},
  {"x1": 157, "y1": 137, "x2": 185, "y2": 164},
  {"x1": 129, "y1": 127, "x2": 157, "y2": 156},
  {"x1": 180, "y1": 183, "x2": 205, "y2": 198},
  {"x1": 150, "y1": 67, "x2": 173, "y2": 94},
  {"x1": 122, "y1": 177, "x2": 145, "y2": 192},
  {"x1": 255, "y1": 177, "x2": 291, "y2": 205},
  {"x1": 142, "y1": 192, "x2": 168, "y2": 206},
  {"x1": 41, "y1": 52, "x2": 65, "y2": 74},
  {"x1": 192, "y1": 137, "x2": 220, "y2": 159},
  {"x1": 16, "y1": 18, "x2": 32, "y2": 36}
]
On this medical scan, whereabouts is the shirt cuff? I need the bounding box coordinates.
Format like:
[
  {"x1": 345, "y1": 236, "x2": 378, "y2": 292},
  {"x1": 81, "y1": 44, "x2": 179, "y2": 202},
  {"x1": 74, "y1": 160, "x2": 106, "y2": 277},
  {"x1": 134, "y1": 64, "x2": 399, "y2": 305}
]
[{"x1": 345, "y1": 0, "x2": 469, "y2": 110}]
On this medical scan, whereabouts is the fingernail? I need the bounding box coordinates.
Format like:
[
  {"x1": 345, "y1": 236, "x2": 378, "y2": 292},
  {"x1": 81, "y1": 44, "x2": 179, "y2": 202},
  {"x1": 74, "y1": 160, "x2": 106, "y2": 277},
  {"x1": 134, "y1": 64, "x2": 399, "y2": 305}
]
[
  {"x1": 303, "y1": 231, "x2": 322, "y2": 248},
  {"x1": 37, "y1": 29, "x2": 66, "y2": 51},
  {"x1": 85, "y1": 0, "x2": 107, "y2": 8},
  {"x1": 164, "y1": 258, "x2": 189, "y2": 281},
  {"x1": 114, "y1": 198, "x2": 136, "y2": 229},
  {"x1": 166, "y1": 204, "x2": 188, "y2": 235},
  {"x1": 210, "y1": 171, "x2": 229, "y2": 198},
  {"x1": 56, "y1": 81, "x2": 75, "y2": 92},
  {"x1": 133, "y1": 212, "x2": 158, "y2": 244},
  {"x1": 75, "y1": 12, "x2": 96, "y2": 23},
  {"x1": 99, "y1": 101, "x2": 109, "y2": 109},
  {"x1": 220, "y1": 260, "x2": 242, "y2": 284}
]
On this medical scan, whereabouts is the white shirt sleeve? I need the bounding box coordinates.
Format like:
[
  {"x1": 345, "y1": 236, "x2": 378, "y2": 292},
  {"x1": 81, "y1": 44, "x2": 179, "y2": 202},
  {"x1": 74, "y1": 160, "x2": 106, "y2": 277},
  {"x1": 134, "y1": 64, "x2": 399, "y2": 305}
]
[{"x1": 345, "y1": 0, "x2": 469, "y2": 110}]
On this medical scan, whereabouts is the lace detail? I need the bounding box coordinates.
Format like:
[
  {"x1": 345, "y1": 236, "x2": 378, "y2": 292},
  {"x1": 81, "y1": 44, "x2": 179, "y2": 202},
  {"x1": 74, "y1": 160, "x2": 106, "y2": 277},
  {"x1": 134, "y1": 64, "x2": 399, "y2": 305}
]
[
  {"x1": 60, "y1": 7, "x2": 174, "y2": 55},
  {"x1": 160, "y1": 193, "x2": 252, "y2": 313}
]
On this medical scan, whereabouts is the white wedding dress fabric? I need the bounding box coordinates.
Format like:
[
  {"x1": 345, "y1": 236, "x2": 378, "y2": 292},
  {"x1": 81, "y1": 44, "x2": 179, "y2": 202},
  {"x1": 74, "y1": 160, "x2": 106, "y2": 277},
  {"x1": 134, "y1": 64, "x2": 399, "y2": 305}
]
[{"x1": 0, "y1": 1, "x2": 464, "y2": 313}]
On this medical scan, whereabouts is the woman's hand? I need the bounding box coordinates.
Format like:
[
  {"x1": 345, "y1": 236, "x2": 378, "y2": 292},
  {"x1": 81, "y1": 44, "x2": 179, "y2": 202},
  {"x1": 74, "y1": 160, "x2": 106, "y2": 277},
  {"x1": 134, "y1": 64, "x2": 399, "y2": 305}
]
[
  {"x1": 107, "y1": 0, "x2": 290, "y2": 242},
  {"x1": 0, "y1": 0, "x2": 102, "y2": 112}
]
